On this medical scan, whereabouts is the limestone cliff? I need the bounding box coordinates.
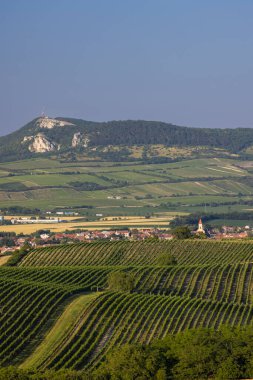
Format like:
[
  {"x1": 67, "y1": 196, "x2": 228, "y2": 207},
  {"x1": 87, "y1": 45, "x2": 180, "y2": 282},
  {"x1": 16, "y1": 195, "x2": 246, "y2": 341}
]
[
  {"x1": 72, "y1": 132, "x2": 90, "y2": 148},
  {"x1": 35, "y1": 117, "x2": 75, "y2": 129},
  {"x1": 22, "y1": 133, "x2": 60, "y2": 153}
]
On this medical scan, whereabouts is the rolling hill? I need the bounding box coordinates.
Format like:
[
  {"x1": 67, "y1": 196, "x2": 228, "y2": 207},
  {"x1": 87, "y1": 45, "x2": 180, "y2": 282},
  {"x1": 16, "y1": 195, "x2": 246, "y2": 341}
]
[
  {"x1": 1, "y1": 117, "x2": 253, "y2": 224},
  {"x1": 0, "y1": 239, "x2": 253, "y2": 373},
  {"x1": 1, "y1": 116, "x2": 253, "y2": 162}
]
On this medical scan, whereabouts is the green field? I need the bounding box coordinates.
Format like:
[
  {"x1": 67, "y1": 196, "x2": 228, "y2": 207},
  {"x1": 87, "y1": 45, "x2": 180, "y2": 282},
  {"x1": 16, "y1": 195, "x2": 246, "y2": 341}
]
[
  {"x1": 0, "y1": 239, "x2": 253, "y2": 372},
  {"x1": 0, "y1": 155, "x2": 253, "y2": 221}
]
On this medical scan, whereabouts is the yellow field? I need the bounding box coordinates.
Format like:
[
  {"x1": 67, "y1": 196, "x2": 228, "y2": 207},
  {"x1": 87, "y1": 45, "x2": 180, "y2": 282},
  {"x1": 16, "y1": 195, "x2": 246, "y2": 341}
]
[
  {"x1": 0, "y1": 215, "x2": 177, "y2": 233},
  {"x1": 3, "y1": 216, "x2": 82, "y2": 221},
  {"x1": 0, "y1": 256, "x2": 10, "y2": 266}
]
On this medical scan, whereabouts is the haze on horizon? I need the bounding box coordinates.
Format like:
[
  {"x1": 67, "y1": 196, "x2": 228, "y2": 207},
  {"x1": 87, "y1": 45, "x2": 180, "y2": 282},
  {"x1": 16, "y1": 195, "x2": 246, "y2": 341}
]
[{"x1": 0, "y1": 0, "x2": 253, "y2": 136}]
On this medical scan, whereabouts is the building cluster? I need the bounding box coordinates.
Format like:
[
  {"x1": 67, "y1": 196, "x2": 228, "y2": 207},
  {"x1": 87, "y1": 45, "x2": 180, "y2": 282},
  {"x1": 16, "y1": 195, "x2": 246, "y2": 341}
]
[
  {"x1": 10, "y1": 217, "x2": 61, "y2": 225},
  {"x1": 194, "y1": 219, "x2": 250, "y2": 239},
  {"x1": 0, "y1": 219, "x2": 252, "y2": 256},
  {"x1": 0, "y1": 228, "x2": 173, "y2": 254}
]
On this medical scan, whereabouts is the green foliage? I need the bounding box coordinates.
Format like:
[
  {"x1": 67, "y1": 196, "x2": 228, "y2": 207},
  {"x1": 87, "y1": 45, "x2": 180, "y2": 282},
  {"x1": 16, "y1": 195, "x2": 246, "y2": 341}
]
[
  {"x1": 194, "y1": 232, "x2": 207, "y2": 239},
  {"x1": 96, "y1": 327, "x2": 253, "y2": 379},
  {"x1": 164, "y1": 326, "x2": 253, "y2": 379},
  {"x1": 0, "y1": 206, "x2": 41, "y2": 215},
  {"x1": 68, "y1": 182, "x2": 107, "y2": 191},
  {"x1": 0, "y1": 237, "x2": 16, "y2": 247},
  {"x1": 3, "y1": 236, "x2": 253, "y2": 374},
  {"x1": 107, "y1": 271, "x2": 135, "y2": 292},
  {"x1": 171, "y1": 226, "x2": 192, "y2": 239},
  {"x1": 157, "y1": 253, "x2": 177, "y2": 266},
  {"x1": 0, "y1": 367, "x2": 29, "y2": 380},
  {"x1": 0, "y1": 367, "x2": 90, "y2": 380},
  {"x1": 2, "y1": 323, "x2": 253, "y2": 380},
  {"x1": 5, "y1": 251, "x2": 28, "y2": 266},
  {"x1": 20, "y1": 239, "x2": 253, "y2": 267},
  {"x1": 4, "y1": 242, "x2": 31, "y2": 266},
  {"x1": 94, "y1": 344, "x2": 171, "y2": 379},
  {"x1": 4, "y1": 117, "x2": 253, "y2": 163},
  {"x1": 0, "y1": 182, "x2": 28, "y2": 191}
]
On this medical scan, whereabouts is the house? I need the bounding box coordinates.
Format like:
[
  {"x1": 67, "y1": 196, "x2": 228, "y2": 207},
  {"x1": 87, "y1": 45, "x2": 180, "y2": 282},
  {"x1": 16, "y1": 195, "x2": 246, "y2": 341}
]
[
  {"x1": 40, "y1": 234, "x2": 50, "y2": 240},
  {"x1": 158, "y1": 233, "x2": 173, "y2": 240},
  {"x1": 214, "y1": 232, "x2": 248, "y2": 239}
]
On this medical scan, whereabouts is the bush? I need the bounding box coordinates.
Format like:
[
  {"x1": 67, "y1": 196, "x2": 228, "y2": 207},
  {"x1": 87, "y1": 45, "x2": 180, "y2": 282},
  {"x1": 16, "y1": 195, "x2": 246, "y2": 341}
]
[
  {"x1": 5, "y1": 243, "x2": 31, "y2": 267},
  {"x1": 107, "y1": 272, "x2": 135, "y2": 292},
  {"x1": 172, "y1": 226, "x2": 192, "y2": 239},
  {"x1": 157, "y1": 253, "x2": 177, "y2": 266},
  {"x1": 95, "y1": 326, "x2": 253, "y2": 379}
]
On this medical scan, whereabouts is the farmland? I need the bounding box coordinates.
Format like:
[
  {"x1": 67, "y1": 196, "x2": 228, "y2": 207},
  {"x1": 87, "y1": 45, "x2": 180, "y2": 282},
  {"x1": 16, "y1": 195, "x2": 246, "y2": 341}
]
[
  {"x1": 0, "y1": 239, "x2": 253, "y2": 373},
  {"x1": 1, "y1": 155, "x2": 253, "y2": 224},
  {"x1": 0, "y1": 214, "x2": 177, "y2": 233}
]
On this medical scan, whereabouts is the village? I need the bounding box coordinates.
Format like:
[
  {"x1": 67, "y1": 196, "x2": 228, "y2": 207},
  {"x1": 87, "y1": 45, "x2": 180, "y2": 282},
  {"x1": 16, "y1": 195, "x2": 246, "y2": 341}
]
[{"x1": 0, "y1": 218, "x2": 251, "y2": 256}]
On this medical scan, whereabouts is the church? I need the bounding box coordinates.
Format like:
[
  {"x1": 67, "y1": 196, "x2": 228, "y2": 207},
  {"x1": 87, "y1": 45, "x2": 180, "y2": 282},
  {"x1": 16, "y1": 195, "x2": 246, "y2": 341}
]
[
  {"x1": 195, "y1": 218, "x2": 210, "y2": 237},
  {"x1": 196, "y1": 218, "x2": 204, "y2": 234}
]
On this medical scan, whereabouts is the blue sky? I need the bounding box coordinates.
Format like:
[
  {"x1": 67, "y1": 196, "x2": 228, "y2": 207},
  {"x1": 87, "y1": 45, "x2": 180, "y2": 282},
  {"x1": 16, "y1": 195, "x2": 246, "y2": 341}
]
[{"x1": 1, "y1": 0, "x2": 253, "y2": 135}]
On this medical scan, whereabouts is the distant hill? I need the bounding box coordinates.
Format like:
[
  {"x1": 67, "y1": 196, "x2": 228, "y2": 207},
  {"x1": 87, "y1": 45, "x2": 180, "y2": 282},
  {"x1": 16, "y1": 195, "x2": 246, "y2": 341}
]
[{"x1": 0, "y1": 116, "x2": 253, "y2": 161}]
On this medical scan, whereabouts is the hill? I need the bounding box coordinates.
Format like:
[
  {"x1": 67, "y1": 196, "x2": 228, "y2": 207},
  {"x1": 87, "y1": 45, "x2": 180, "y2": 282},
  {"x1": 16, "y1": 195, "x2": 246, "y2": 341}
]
[
  {"x1": 0, "y1": 239, "x2": 253, "y2": 373},
  {"x1": 1, "y1": 116, "x2": 253, "y2": 162},
  {"x1": 2, "y1": 117, "x2": 253, "y2": 228}
]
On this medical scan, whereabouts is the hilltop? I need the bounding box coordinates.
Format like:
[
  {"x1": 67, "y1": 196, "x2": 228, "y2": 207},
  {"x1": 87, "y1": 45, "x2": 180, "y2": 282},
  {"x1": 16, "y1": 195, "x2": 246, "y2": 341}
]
[{"x1": 1, "y1": 116, "x2": 253, "y2": 162}]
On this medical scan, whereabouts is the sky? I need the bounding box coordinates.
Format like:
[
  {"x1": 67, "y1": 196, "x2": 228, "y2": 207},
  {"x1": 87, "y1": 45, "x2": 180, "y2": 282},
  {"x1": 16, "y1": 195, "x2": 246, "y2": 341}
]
[{"x1": 0, "y1": 0, "x2": 253, "y2": 135}]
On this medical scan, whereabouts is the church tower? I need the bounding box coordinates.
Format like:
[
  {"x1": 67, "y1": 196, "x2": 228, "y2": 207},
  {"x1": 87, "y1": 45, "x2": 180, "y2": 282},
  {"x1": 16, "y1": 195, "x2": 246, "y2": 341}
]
[{"x1": 197, "y1": 218, "x2": 204, "y2": 233}]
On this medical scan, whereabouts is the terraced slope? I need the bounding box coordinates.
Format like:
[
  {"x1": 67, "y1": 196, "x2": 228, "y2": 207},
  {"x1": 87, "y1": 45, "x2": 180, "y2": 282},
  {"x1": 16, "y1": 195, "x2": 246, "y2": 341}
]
[{"x1": 20, "y1": 240, "x2": 253, "y2": 267}]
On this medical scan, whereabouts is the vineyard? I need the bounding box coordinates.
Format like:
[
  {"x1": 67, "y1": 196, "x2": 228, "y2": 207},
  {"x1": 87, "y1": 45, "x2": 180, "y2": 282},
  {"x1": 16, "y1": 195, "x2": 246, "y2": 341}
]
[
  {"x1": 1, "y1": 239, "x2": 253, "y2": 371},
  {"x1": 20, "y1": 239, "x2": 253, "y2": 267}
]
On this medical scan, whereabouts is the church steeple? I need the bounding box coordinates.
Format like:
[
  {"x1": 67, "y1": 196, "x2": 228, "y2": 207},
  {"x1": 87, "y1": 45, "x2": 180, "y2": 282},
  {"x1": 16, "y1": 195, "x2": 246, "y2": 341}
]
[{"x1": 197, "y1": 218, "x2": 204, "y2": 233}]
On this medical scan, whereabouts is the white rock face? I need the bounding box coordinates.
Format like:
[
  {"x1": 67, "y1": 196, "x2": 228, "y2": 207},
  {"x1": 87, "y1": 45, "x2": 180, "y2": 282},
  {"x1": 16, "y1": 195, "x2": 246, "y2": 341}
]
[
  {"x1": 23, "y1": 133, "x2": 60, "y2": 153},
  {"x1": 36, "y1": 117, "x2": 74, "y2": 129},
  {"x1": 72, "y1": 132, "x2": 82, "y2": 147},
  {"x1": 23, "y1": 136, "x2": 33, "y2": 143},
  {"x1": 72, "y1": 132, "x2": 90, "y2": 148}
]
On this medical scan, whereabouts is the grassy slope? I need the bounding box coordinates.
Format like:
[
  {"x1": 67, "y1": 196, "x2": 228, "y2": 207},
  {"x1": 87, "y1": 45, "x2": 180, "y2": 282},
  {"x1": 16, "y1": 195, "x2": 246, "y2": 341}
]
[
  {"x1": 0, "y1": 256, "x2": 10, "y2": 266},
  {"x1": 21, "y1": 293, "x2": 100, "y2": 370}
]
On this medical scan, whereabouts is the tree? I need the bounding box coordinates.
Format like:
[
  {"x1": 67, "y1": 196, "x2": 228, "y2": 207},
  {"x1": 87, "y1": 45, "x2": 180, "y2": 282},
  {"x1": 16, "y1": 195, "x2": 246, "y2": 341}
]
[
  {"x1": 5, "y1": 242, "x2": 32, "y2": 267},
  {"x1": 94, "y1": 344, "x2": 172, "y2": 380},
  {"x1": 216, "y1": 357, "x2": 242, "y2": 380},
  {"x1": 19, "y1": 242, "x2": 32, "y2": 254},
  {"x1": 107, "y1": 272, "x2": 135, "y2": 292},
  {"x1": 0, "y1": 367, "x2": 29, "y2": 380},
  {"x1": 93, "y1": 326, "x2": 253, "y2": 379},
  {"x1": 157, "y1": 253, "x2": 177, "y2": 266},
  {"x1": 194, "y1": 232, "x2": 207, "y2": 239},
  {"x1": 172, "y1": 226, "x2": 192, "y2": 239}
]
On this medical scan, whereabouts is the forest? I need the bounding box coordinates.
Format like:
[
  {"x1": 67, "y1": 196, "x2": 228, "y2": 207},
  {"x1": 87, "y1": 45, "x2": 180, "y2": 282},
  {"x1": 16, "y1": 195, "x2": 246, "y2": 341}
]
[{"x1": 2, "y1": 117, "x2": 253, "y2": 161}]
